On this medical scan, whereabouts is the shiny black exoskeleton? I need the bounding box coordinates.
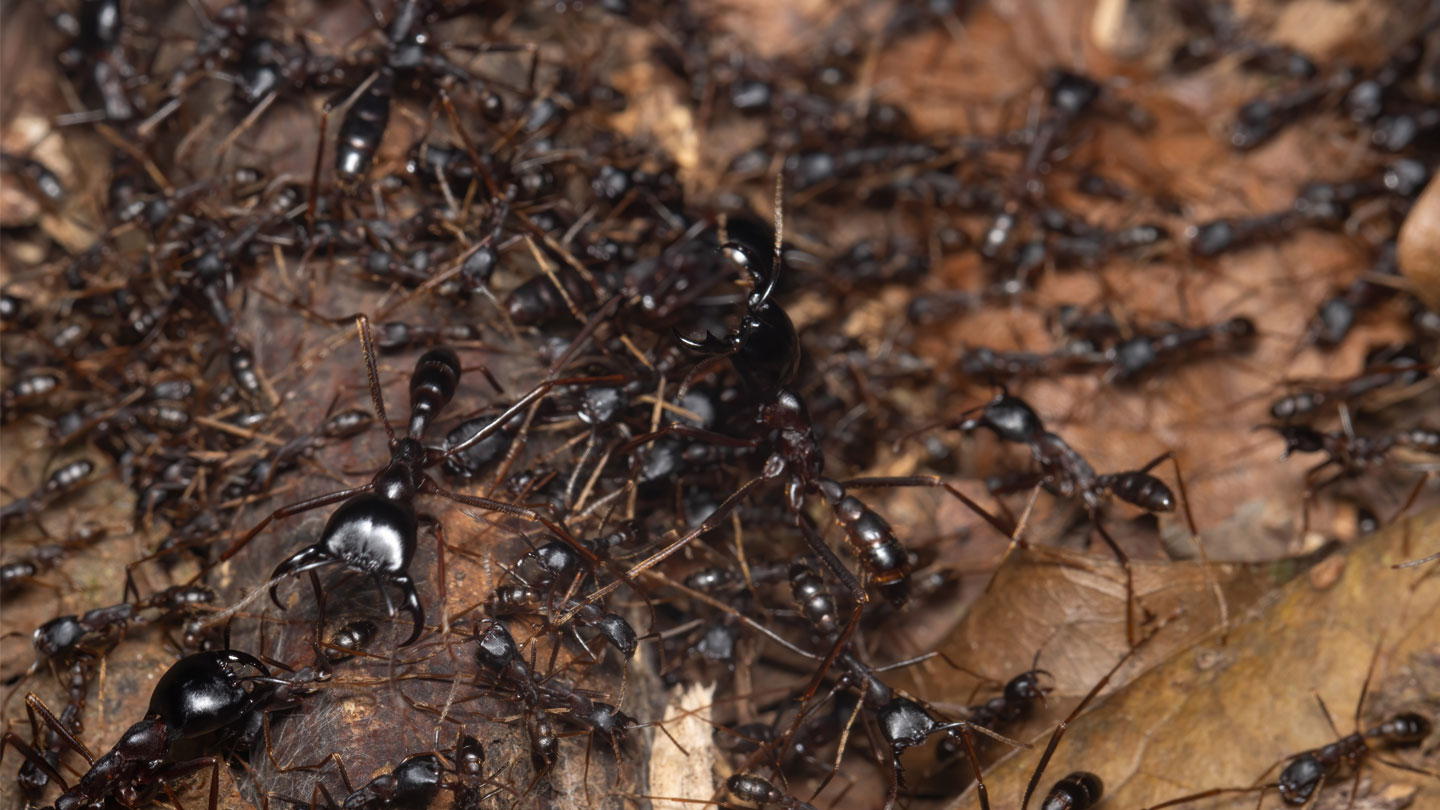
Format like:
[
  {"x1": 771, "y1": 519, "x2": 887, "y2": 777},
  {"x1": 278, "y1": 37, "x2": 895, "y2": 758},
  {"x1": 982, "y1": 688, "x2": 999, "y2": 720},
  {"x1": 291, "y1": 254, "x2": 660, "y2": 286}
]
[
  {"x1": 678, "y1": 241, "x2": 799, "y2": 399},
  {"x1": 1276, "y1": 713, "x2": 1431, "y2": 805},
  {"x1": 1, "y1": 651, "x2": 269, "y2": 810},
  {"x1": 267, "y1": 347, "x2": 461, "y2": 646},
  {"x1": 337, "y1": 754, "x2": 446, "y2": 810},
  {"x1": 224, "y1": 317, "x2": 594, "y2": 649},
  {"x1": 726, "y1": 773, "x2": 817, "y2": 810}
]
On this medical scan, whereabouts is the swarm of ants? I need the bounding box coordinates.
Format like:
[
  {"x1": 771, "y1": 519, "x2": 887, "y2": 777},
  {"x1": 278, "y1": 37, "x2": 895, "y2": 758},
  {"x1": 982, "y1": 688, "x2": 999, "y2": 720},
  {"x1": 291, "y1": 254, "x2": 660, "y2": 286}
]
[{"x1": 2, "y1": 1, "x2": 1439, "y2": 810}]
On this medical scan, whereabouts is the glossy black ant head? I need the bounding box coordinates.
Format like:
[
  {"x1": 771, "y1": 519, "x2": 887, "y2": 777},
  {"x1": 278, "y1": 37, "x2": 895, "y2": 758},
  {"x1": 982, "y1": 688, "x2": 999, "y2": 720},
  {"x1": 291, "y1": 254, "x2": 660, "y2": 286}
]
[
  {"x1": 1277, "y1": 752, "x2": 1325, "y2": 804},
  {"x1": 679, "y1": 240, "x2": 800, "y2": 396},
  {"x1": 878, "y1": 697, "x2": 938, "y2": 753},
  {"x1": 1005, "y1": 669, "x2": 1052, "y2": 705},
  {"x1": 595, "y1": 613, "x2": 638, "y2": 659},
  {"x1": 270, "y1": 492, "x2": 425, "y2": 645},
  {"x1": 146, "y1": 651, "x2": 269, "y2": 740},
  {"x1": 473, "y1": 620, "x2": 522, "y2": 671},
  {"x1": 34, "y1": 616, "x2": 86, "y2": 660}
]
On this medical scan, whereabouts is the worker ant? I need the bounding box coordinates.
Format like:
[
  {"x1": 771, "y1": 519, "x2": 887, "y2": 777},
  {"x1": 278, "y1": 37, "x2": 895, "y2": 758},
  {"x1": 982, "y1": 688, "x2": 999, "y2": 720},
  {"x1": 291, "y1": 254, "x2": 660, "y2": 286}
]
[
  {"x1": 905, "y1": 389, "x2": 1205, "y2": 643},
  {"x1": 1142, "y1": 643, "x2": 1436, "y2": 809}
]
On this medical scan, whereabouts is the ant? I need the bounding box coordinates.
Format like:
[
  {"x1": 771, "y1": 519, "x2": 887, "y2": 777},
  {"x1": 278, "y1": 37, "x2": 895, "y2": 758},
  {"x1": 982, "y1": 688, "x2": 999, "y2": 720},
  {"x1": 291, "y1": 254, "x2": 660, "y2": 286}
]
[
  {"x1": 470, "y1": 618, "x2": 650, "y2": 781},
  {"x1": 600, "y1": 189, "x2": 1010, "y2": 696},
  {"x1": 323, "y1": 0, "x2": 531, "y2": 191},
  {"x1": 0, "y1": 649, "x2": 325, "y2": 810},
  {"x1": 272, "y1": 737, "x2": 513, "y2": 810},
  {"x1": 1301, "y1": 241, "x2": 1403, "y2": 350},
  {"x1": 1, "y1": 459, "x2": 98, "y2": 533},
  {"x1": 931, "y1": 661, "x2": 1053, "y2": 775},
  {"x1": 1102, "y1": 316, "x2": 1257, "y2": 383},
  {"x1": 1268, "y1": 343, "x2": 1428, "y2": 421},
  {"x1": 0, "y1": 151, "x2": 67, "y2": 208},
  {"x1": 205, "y1": 316, "x2": 616, "y2": 647},
  {"x1": 218, "y1": 406, "x2": 377, "y2": 501},
  {"x1": 1142, "y1": 645, "x2": 1435, "y2": 809},
  {"x1": 1, "y1": 523, "x2": 110, "y2": 596},
  {"x1": 1264, "y1": 414, "x2": 1440, "y2": 535},
  {"x1": 27, "y1": 584, "x2": 217, "y2": 669},
  {"x1": 907, "y1": 390, "x2": 1202, "y2": 643},
  {"x1": 49, "y1": 0, "x2": 147, "y2": 122}
]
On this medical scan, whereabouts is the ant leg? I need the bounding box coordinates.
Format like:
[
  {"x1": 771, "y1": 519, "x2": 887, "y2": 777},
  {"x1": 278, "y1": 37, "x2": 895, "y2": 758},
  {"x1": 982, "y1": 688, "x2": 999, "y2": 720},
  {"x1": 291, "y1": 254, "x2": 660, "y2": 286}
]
[
  {"x1": 1372, "y1": 756, "x2": 1440, "y2": 778},
  {"x1": 1140, "y1": 786, "x2": 1265, "y2": 810},
  {"x1": 812, "y1": 693, "x2": 865, "y2": 801},
  {"x1": 440, "y1": 374, "x2": 629, "y2": 460},
  {"x1": 26, "y1": 692, "x2": 92, "y2": 764},
  {"x1": 792, "y1": 513, "x2": 868, "y2": 703},
  {"x1": 1091, "y1": 519, "x2": 1140, "y2": 647},
  {"x1": 213, "y1": 486, "x2": 370, "y2": 569},
  {"x1": 1389, "y1": 469, "x2": 1434, "y2": 526},
  {"x1": 840, "y1": 475, "x2": 1015, "y2": 538},
  {"x1": 427, "y1": 517, "x2": 451, "y2": 637},
  {"x1": 1141, "y1": 451, "x2": 1228, "y2": 636},
  {"x1": 349, "y1": 314, "x2": 396, "y2": 444},
  {"x1": 0, "y1": 732, "x2": 69, "y2": 790},
  {"x1": 1018, "y1": 633, "x2": 1158, "y2": 810},
  {"x1": 154, "y1": 755, "x2": 221, "y2": 810},
  {"x1": 945, "y1": 725, "x2": 990, "y2": 810}
]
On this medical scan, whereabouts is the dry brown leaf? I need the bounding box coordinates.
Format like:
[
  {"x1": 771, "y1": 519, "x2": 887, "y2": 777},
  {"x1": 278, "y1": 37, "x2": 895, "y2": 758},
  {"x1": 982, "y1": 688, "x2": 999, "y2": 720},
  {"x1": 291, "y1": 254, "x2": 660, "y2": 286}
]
[
  {"x1": 947, "y1": 510, "x2": 1440, "y2": 810},
  {"x1": 1397, "y1": 175, "x2": 1440, "y2": 312}
]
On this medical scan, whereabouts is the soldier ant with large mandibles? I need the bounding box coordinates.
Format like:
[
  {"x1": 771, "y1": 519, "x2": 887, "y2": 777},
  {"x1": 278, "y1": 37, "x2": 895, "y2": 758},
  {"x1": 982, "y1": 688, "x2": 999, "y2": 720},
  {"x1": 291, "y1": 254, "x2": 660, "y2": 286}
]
[
  {"x1": 594, "y1": 184, "x2": 1012, "y2": 695},
  {"x1": 200, "y1": 315, "x2": 626, "y2": 647},
  {"x1": 0, "y1": 649, "x2": 328, "y2": 810}
]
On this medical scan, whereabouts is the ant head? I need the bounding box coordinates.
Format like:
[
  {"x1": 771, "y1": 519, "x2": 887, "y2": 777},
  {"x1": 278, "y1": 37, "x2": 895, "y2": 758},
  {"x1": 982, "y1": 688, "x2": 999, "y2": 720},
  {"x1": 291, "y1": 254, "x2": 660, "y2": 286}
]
[
  {"x1": 1258, "y1": 423, "x2": 1324, "y2": 458},
  {"x1": 1007, "y1": 669, "x2": 1054, "y2": 705}
]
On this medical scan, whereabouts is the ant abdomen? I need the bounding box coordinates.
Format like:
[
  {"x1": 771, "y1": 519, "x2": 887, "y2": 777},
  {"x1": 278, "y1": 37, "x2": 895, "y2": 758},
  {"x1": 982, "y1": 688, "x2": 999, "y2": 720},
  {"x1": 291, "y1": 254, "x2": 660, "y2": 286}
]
[
  {"x1": 1041, "y1": 771, "x2": 1103, "y2": 810},
  {"x1": 408, "y1": 347, "x2": 461, "y2": 438},
  {"x1": 1105, "y1": 471, "x2": 1176, "y2": 512},
  {"x1": 1369, "y1": 712, "x2": 1431, "y2": 745},
  {"x1": 818, "y1": 480, "x2": 910, "y2": 588}
]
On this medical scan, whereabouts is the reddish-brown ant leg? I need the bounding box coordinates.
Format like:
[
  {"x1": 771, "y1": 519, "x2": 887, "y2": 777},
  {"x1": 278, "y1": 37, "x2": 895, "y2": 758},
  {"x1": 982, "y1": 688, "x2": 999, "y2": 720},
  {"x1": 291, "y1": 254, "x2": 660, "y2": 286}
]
[
  {"x1": 1090, "y1": 519, "x2": 1140, "y2": 647},
  {"x1": 1138, "y1": 450, "x2": 1229, "y2": 635},
  {"x1": 840, "y1": 475, "x2": 1015, "y2": 538}
]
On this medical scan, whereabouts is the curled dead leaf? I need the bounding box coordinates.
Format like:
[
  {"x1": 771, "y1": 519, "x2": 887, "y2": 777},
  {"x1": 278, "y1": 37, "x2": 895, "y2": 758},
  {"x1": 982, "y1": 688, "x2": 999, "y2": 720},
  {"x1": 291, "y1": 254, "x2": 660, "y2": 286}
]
[{"x1": 947, "y1": 510, "x2": 1440, "y2": 810}]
